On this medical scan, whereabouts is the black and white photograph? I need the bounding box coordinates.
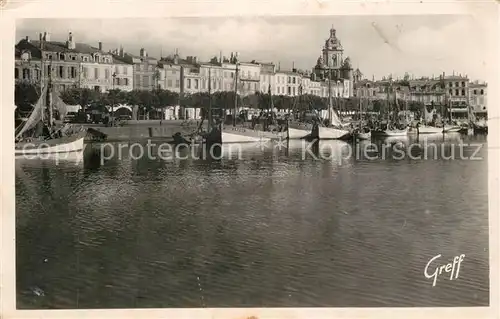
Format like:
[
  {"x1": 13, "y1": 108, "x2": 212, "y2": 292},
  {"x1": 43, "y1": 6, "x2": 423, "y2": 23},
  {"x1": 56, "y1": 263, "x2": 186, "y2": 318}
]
[{"x1": 1, "y1": 1, "x2": 498, "y2": 318}]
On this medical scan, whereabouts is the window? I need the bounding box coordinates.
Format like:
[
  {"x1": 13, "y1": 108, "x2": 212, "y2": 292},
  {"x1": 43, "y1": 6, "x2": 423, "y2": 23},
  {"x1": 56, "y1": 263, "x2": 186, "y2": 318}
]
[
  {"x1": 455, "y1": 82, "x2": 459, "y2": 87},
  {"x1": 288, "y1": 87, "x2": 291, "y2": 95},
  {"x1": 72, "y1": 56, "x2": 76, "y2": 61},
  {"x1": 480, "y1": 89, "x2": 484, "y2": 95},
  {"x1": 194, "y1": 79, "x2": 199, "y2": 89},
  {"x1": 293, "y1": 77, "x2": 296, "y2": 84},
  {"x1": 71, "y1": 67, "x2": 76, "y2": 78},
  {"x1": 22, "y1": 68, "x2": 30, "y2": 79},
  {"x1": 455, "y1": 89, "x2": 459, "y2": 96},
  {"x1": 59, "y1": 66, "x2": 64, "y2": 78},
  {"x1": 94, "y1": 86, "x2": 100, "y2": 92},
  {"x1": 94, "y1": 68, "x2": 99, "y2": 79},
  {"x1": 474, "y1": 89, "x2": 477, "y2": 95},
  {"x1": 105, "y1": 69, "x2": 110, "y2": 79},
  {"x1": 461, "y1": 89, "x2": 465, "y2": 96},
  {"x1": 123, "y1": 67, "x2": 128, "y2": 75},
  {"x1": 83, "y1": 67, "x2": 88, "y2": 79},
  {"x1": 15, "y1": 68, "x2": 19, "y2": 79},
  {"x1": 59, "y1": 53, "x2": 65, "y2": 60},
  {"x1": 175, "y1": 79, "x2": 180, "y2": 88},
  {"x1": 449, "y1": 89, "x2": 452, "y2": 95},
  {"x1": 231, "y1": 72, "x2": 234, "y2": 78},
  {"x1": 187, "y1": 79, "x2": 191, "y2": 88},
  {"x1": 124, "y1": 78, "x2": 129, "y2": 86},
  {"x1": 448, "y1": 82, "x2": 452, "y2": 88},
  {"x1": 462, "y1": 82, "x2": 465, "y2": 87}
]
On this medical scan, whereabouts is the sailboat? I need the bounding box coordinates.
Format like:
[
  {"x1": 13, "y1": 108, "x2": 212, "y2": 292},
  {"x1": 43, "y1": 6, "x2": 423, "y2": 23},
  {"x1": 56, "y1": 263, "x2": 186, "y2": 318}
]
[
  {"x1": 287, "y1": 85, "x2": 315, "y2": 140},
  {"x1": 311, "y1": 74, "x2": 352, "y2": 140},
  {"x1": 205, "y1": 64, "x2": 284, "y2": 145},
  {"x1": 15, "y1": 68, "x2": 86, "y2": 158},
  {"x1": 355, "y1": 96, "x2": 371, "y2": 140},
  {"x1": 372, "y1": 82, "x2": 408, "y2": 137}
]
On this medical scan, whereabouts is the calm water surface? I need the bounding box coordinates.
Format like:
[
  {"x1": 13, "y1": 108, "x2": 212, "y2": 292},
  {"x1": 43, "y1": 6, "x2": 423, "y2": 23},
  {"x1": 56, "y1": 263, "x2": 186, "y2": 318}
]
[{"x1": 16, "y1": 134, "x2": 489, "y2": 308}]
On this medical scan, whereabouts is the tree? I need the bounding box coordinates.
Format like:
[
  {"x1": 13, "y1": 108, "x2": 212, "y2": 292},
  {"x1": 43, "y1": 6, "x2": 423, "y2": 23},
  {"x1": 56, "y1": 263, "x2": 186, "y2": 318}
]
[{"x1": 15, "y1": 83, "x2": 40, "y2": 111}]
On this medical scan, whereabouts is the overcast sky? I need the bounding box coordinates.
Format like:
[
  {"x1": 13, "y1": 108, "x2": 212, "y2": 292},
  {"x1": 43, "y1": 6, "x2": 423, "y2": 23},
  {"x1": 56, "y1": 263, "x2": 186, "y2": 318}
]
[{"x1": 16, "y1": 15, "x2": 492, "y2": 81}]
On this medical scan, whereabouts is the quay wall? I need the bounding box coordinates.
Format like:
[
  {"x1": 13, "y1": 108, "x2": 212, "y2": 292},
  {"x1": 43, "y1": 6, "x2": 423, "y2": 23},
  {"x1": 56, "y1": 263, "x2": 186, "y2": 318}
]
[{"x1": 84, "y1": 120, "x2": 202, "y2": 142}]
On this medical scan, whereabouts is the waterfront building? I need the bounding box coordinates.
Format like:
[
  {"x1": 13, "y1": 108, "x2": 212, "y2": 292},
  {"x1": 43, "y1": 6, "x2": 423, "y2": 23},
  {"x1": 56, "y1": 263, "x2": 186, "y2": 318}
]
[
  {"x1": 15, "y1": 32, "x2": 82, "y2": 92},
  {"x1": 469, "y1": 81, "x2": 487, "y2": 117},
  {"x1": 283, "y1": 70, "x2": 302, "y2": 97},
  {"x1": 408, "y1": 78, "x2": 445, "y2": 107},
  {"x1": 78, "y1": 41, "x2": 115, "y2": 93},
  {"x1": 354, "y1": 80, "x2": 378, "y2": 100},
  {"x1": 259, "y1": 62, "x2": 276, "y2": 93},
  {"x1": 307, "y1": 79, "x2": 322, "y2": 96},
  {"x1": 15, "y1": 45, "x2": 42, "y2": 85},
  {"x1": 274, "y1": 70, "x2": 288, "y2": 96},
  {"x1": 110, "y1": 52, "x2": 134, "y2": 92},
  {"x1": 117, "y1": 48, "x2": 158, "y2": 91},
  {"x1": 157, "y1": 57, "x2": 182, "y2": 93},
  {"x1": 199, "y1": 58, "x2": 224, "y2": 93},
  {"x1": 237, "y1": 61, "x2": 261, "y2": 96}
]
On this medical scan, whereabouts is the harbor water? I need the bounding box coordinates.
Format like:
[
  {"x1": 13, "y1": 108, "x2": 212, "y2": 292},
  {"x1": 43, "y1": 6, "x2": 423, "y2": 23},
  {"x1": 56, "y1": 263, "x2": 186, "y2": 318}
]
[{"x1": 15, "y1": 134, "x2": 489, "y2": 308}]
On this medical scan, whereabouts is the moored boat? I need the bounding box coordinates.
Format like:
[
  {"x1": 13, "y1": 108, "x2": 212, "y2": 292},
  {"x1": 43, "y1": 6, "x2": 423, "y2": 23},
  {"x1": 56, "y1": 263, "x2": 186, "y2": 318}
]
[
  {"x1": 415, "y1": 124, "x2": 444, "y2": 135},
  {"x1": 15, "y1": 81, "x2": 88, "y2": 159},
  {"x1": 287, "y1": 121, "x2": 313, "y2": 140},
  {"x1": 15, "y1": 130, "x2": 86, "y2": 157},
  {"x1": 312, "y1": 124, "x2": 352, "y2": 140}
]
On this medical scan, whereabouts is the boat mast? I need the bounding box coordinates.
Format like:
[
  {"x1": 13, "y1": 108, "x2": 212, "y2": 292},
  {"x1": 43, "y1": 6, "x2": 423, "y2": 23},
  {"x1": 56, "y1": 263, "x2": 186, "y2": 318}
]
[
  {"x1": 48, "y1": 61, "x2": 53, "y2": 127},
  {"x1": 327, "y1": 68, "x2": 332, "y2": 124},
  {"x1": 233, "y1": 63, "x2": 239, "y2": 127},
  {"x1": 207, "y1": 67, "x2": 212, "y2": 132}
]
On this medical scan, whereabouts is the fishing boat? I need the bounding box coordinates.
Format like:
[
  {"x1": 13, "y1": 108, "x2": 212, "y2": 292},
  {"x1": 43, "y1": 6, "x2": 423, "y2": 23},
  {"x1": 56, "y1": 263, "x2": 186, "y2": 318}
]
[
  {"x1": 203, "y1": 66, "x2": 283, "y2": 145},
  {"x1": 287, "y1": 122, "x2": 313, "y2": 139},
  {"x1": 15, "y1": 78, "x2": 87, "y2": 158},
  {"x1": 311, "y1": 75, "x2": 351, "y2": 141},
  {"x1": 286, "y1": 88, "x2": 316, "y2": 140},
  {"x1": 355, "y1": 96, "x2": 371, "y2": 140},
  {"x1": 372, "y1": 81, "x2": 408, "y2": 137},
  {"x1": 414, "y1": 123, "x2": 443, "y2": 135}
]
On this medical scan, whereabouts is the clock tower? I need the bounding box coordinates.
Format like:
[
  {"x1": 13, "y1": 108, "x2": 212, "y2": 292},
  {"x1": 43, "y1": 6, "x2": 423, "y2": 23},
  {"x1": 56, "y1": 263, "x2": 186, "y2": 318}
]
[{"x1": 314, "y1": 25, "x2": 345, "y2": 81}]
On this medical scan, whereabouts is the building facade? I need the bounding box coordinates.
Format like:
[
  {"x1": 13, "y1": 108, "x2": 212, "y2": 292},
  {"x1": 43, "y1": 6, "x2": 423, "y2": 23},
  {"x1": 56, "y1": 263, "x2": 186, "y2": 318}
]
[
  {"x1": 469, "y1": 82, "x2": 487, "y2": 116},
  {"x1": 238, "y1": 62, "x2": 261, "y2": 96}
]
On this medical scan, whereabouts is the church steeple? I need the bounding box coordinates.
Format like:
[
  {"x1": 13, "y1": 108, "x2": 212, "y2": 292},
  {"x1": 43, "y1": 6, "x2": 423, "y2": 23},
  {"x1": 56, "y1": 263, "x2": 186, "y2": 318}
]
[{"x1": 330, "y1": 25, "x2": 336, "y2": 38}]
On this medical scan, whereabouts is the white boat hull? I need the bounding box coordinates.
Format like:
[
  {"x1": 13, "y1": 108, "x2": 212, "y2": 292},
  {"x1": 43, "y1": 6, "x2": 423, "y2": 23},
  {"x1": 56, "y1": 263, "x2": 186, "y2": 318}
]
[
  {"x1": 416, "y1": 126, "x2": 443, "y2": 134},
  {"x1": 287, "y1": 127, "x2": 310, "y2": 139},
  {"x1": 374, "y1": 128, "x2": 408, "y2": 137},
  {"x1": 442, "y1": 125, "x2": 462, "y2": 133},
  {"x1": 314, "y1": 126, "x2": 352, "y2": 140},
  {"x1": 15, "y1": 137, "x2": 85, "y2": 157},
  {"x1": 221, "y1": 127, "x2": 284, "y2": 144}
]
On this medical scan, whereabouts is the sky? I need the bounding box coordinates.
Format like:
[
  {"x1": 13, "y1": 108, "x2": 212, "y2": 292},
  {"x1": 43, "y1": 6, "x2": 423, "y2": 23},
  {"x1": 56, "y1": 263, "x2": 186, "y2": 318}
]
[{"x1": 16, "y1": 15, "x2": 493, "y2": 82}]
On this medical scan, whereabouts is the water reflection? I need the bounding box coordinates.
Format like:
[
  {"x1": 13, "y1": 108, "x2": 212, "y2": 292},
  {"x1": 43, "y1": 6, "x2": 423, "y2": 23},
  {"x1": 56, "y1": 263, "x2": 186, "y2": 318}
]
[{"x1": 16, "y1": 134, "x2": 489, "y2": 308}]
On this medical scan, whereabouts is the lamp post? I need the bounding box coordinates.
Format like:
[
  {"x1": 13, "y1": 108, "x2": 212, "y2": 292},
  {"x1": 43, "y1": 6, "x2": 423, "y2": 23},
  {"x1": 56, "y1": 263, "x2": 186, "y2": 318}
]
[{"x1": 111, "y1": 72, "x2": 116, "y2": 126}]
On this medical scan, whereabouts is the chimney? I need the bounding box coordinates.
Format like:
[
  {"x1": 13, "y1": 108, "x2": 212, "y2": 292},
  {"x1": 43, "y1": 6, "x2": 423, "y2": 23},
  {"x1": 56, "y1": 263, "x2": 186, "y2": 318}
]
[
  {"x1": 25, "y1": 36, "x2": 30, "y2": 42},
  {"x1": 98, "y1": 42, "x2": 103, "y2": 51},
  {"x1": 193, "y1": 56, "x2": 197, "y2": 64},
  {"x1": 119, "y1": 46, "x2": 124, "y2": 57},
  {"x1": 140, "y1": 48, "x2": 146, "y2": 57}
]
